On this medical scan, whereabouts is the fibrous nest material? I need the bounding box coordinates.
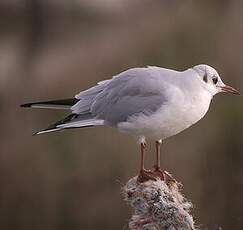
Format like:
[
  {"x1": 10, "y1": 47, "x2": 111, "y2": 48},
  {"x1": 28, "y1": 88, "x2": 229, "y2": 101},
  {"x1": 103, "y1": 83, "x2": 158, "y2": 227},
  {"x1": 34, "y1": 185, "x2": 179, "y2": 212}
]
[{"x1": 123, "y1": 174, "x2": 196, "y2": 230}]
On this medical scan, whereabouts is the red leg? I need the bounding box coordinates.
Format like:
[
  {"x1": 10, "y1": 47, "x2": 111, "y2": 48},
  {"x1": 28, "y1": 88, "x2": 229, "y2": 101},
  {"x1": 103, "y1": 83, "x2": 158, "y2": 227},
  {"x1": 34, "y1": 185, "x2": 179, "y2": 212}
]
[
  {"x1": 153, "y1": 140, "x2": 165, "y2": 180},
  {"x1": 153, "y1": 140, "x2": 176, "y2": 183},
  {"x1": 137, "y1": 143, "x2": 156, "y2": 183},
  {"x1": 155, "y1": 140, "x2": 161, "y2": 171},
  {"x1": 140, "y1": 142, "x2": 146, "y2": 171}
]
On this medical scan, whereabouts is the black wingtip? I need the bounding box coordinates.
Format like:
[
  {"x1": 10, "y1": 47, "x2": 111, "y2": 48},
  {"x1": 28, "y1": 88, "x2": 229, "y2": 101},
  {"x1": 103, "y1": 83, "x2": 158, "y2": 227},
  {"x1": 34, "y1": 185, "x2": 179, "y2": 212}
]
[
  {"x1": 20, "y1": 98, "x2": 79, "y2": 108},
  {"x1": 20, "y1": 103, "x2": 32, "y2": 108}
]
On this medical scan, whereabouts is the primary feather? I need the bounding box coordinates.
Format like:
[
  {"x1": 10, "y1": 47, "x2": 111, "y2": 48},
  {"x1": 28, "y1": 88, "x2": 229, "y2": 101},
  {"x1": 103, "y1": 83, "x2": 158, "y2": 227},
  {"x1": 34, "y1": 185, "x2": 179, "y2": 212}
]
[{"x1": 21, "y1": 98, "x2": 78, "y2": 110}]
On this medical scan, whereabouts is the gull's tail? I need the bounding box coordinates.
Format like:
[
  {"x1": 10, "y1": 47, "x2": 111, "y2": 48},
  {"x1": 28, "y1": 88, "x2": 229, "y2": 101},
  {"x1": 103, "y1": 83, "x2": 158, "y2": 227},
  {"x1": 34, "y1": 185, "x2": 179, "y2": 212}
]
[
  {"x1": 21, "y1": 98, "x2": 104, "y2": 135},
  {"x1": 34, "y1": 113, "x2": 104, "y2": 135}
]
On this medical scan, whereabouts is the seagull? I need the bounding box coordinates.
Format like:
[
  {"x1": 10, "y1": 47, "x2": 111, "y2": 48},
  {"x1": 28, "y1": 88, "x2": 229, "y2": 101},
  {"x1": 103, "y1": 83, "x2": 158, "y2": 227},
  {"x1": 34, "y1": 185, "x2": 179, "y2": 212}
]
[{"x1": 21, "y1": 64, "x2": 240, "y2": 182}]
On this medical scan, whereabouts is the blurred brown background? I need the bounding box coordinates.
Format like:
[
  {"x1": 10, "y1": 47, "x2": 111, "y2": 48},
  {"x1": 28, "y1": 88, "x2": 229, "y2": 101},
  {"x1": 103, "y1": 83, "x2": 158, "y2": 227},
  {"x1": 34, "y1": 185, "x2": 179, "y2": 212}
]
[{"x1": 0, "y1": 0, "x2": 243, "y2": 229}]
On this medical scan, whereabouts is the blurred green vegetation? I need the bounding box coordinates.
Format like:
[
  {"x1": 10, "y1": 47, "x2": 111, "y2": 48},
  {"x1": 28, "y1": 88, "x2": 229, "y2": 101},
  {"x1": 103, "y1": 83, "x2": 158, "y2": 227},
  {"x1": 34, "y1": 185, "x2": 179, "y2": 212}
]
[{"x1": 0, "y1": 0, "x2": 242, "y2": 229}]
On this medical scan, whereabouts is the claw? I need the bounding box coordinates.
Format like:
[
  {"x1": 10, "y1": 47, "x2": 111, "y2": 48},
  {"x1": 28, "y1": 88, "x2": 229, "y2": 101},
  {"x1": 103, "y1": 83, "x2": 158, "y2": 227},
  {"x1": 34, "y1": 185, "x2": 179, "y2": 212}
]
[
  {"x1": 137, "y1": 169, "x2": 157, "y2": 183},
  {"x1": 152, "y1": 166, "x2": 165, "y2": 180},
  {"x1": 163, "y1": 170, "x2": 177, "y2": 184},
  {"x1": 152, "y1": 167, "x2": 177, "y2": 184}
]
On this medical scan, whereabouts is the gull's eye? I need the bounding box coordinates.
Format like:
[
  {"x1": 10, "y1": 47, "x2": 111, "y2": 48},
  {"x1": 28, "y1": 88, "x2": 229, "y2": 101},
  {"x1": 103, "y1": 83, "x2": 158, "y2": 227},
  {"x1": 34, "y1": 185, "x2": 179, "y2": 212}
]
[
  {"x1": 212, "y1": 77, "x2": 218, "y2": 85},
  {"x1": 203, "y1": 73, "x2": 208, "y2": 83}
]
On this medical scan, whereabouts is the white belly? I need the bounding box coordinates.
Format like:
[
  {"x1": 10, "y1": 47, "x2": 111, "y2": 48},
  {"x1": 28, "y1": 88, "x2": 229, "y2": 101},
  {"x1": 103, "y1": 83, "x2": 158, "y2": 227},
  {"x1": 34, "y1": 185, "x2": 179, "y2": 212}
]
[{"x1": 118, "y1": 91, "x2": 212, "y2": 140}]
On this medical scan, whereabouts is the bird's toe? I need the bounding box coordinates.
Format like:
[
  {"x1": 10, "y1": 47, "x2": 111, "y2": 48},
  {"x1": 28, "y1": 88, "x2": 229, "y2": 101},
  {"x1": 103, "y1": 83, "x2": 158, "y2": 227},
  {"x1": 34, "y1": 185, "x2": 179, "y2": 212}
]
[{"x1": 137, "y1": 169, "x2": 157, "y2": 183}]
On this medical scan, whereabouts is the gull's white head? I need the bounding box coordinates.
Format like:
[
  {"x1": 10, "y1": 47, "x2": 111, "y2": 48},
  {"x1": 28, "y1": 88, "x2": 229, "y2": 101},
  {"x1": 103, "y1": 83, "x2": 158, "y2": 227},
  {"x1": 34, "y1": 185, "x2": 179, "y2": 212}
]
[{"x1": 192, "y1": 64, "x2": 240, "y2": 96}]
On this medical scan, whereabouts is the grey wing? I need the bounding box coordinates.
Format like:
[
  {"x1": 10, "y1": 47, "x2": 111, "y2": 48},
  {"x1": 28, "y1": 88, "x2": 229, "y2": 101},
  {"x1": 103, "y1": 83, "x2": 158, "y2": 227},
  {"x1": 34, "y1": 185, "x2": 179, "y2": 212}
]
[
  {"x1": 91, "y1": 67, "x2": 168, "y2": 125},
  {"x1": 71, "y1": 79, "x2": 110, "y2": 114}
]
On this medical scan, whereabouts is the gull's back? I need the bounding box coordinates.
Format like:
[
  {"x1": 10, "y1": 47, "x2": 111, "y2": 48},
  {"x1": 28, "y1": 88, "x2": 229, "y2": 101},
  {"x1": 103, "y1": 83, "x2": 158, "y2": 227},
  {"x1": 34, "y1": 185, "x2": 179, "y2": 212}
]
[{"x1": 86, "y1": 67, "x2": 181, "y2": 125}]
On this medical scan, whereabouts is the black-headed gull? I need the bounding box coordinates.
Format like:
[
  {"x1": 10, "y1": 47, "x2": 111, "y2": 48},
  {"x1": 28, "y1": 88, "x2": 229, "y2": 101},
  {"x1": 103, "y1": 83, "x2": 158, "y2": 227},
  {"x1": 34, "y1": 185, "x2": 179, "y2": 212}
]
[{"x1": 21, "y1": 64, "x2": 240, "y2": 182}]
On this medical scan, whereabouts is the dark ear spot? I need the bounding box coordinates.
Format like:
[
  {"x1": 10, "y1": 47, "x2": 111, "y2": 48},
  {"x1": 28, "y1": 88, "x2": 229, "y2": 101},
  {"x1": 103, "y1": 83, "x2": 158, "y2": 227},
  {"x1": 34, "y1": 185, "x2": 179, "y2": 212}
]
[
  {"x1": 203, "y1": 73, "x2": 208, "y2": 83},
  {"x1": 212, "y1": 77, "x2": 218, "y2": 84}
]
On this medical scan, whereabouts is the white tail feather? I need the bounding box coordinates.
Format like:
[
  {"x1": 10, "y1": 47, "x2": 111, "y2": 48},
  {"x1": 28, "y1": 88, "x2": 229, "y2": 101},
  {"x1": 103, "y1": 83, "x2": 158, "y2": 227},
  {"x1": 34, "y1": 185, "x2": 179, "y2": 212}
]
[
  {"x1": 57, "y1": 119, "x2": 104, "y2": 129},
  {"x1": 35, "y1": 128, "x2": 62, "y2": 135},
  {"x1": 31, "y1": 104, "x2": 71, "y2": 110}
]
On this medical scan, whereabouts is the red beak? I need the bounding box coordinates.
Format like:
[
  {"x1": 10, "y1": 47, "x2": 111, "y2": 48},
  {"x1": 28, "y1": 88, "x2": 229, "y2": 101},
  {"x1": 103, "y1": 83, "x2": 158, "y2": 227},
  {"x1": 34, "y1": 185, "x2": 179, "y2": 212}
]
[{"x1": 220, "y1": 85, "x2": 240, "y2": 95}]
